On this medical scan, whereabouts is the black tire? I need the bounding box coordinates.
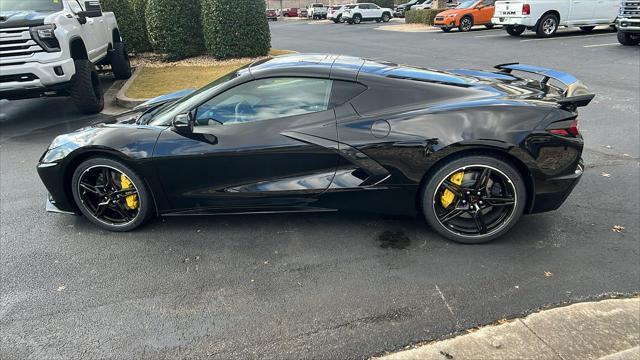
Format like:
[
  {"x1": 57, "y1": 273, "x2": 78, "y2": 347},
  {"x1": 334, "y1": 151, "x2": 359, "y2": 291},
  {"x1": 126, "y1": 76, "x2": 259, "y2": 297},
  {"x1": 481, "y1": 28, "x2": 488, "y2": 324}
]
[
  {"x1": 110, "y1": 42, "x2": 132, "y2": 80},
  {"x1": 353, "y1": 14, "x2": 361, "y2": 24},
  {"x1": 579, "y1": 26, "x2": 595, "y2": 32},
  {"x1": 505, "y1": 25, "x2": 526, "y2": 36},
  {"x1": 347, "y1": 19, "x2": 353, "y2": 24},
  {"x1": 68, "y1": 59, "x2": 104, "y2": 114},
  {"x1": 338, "y1": 14, "x2": 344, "y2": 23},
  {"x1": 442, "y1": 27, "x2": 452, "y2": 32},
  {"x1": 71, "y1": 157, "x2": 153, "y2": 232},
  {"x1": 459, "y1": 16, "x2": 473, "y2": 32},
  {"x1": 421, "y1": 155, "x2": 526, "y2": 244},
  {"x1": 617, "y1": 31, "x2": 640, "y2": 45},
  {"x1": 382, "y1": 13, "x2": 391, "y2": 22},
  {"x1": 485, "y1": 23, "x2": 494, "y2": 29},
  {"x1": 536, "y1": 13, "x2": 559, "y2": 37},
  {"x1": 376, "y1": 18, "x2": 381, "y2": 23},
  {"x1": 333, "y1": 19, "x2": 339, "y2": 23}
]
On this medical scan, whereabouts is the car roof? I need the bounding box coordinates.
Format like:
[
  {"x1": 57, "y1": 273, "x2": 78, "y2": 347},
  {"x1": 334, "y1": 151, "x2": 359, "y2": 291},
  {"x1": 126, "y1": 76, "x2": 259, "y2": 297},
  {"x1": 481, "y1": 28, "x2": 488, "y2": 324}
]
[{"x1": 248, "y1": 53, "x2": 474, "y2": 85}]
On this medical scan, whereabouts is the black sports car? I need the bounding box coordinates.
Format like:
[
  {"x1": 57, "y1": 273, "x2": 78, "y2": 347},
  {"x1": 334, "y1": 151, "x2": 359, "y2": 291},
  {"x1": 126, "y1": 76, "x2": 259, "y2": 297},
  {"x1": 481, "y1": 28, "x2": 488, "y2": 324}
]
[{"x1": 37, "y1": 54, "x2": 593, "y2": 243}]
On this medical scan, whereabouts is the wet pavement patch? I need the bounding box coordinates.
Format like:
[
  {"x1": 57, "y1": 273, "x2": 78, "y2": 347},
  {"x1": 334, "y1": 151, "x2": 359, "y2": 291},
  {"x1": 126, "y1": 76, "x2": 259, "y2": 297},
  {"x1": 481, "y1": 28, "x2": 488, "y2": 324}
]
[{"x1": 377, "y1": 231, "x2": 411, "y2": 249}]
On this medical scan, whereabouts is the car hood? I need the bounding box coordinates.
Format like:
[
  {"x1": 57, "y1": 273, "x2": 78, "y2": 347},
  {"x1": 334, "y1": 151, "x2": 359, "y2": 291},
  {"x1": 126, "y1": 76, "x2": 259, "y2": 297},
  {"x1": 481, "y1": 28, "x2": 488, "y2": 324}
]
[
  {"x1": 436, "y1": 9, "x2": 469, "y2": 17},
  {"x1": 0, "y1": 10, "x2": 52, "y2": 28}
]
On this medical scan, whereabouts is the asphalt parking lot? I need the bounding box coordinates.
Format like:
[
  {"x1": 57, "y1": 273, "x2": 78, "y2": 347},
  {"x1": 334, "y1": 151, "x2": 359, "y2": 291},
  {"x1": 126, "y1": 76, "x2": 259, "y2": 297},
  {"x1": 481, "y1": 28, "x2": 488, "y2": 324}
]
[{"x1": 1, "y1": 21, "x2": 639, "y2": 359}]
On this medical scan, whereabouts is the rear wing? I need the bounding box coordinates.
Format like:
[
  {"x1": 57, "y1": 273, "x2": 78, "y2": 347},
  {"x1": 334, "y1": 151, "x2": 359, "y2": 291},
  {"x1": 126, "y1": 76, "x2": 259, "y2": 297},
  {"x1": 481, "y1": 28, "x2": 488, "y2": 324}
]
[{"x1": 495, "y1": 63, "x2": 595, "y2": 110}]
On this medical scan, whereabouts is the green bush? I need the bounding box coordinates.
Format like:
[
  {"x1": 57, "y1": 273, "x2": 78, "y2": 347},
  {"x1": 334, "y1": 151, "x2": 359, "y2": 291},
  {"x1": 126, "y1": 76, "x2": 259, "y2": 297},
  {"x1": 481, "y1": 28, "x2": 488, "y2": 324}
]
[
  {"x1": 101, "y1": 0, "x2": 151, "y2": 52},
  {"x1": 146, "y1": 0, "x2": 205, "y2": 60},
  {"x1": 405, "y1": 9, "x2": 443, "y2": 25},
  {"x1": 201, "y1": 0, "x2": 270, "y2": 59},
  {"x1": 358, "y1": 0, "x2": 395, "y2": 9}
]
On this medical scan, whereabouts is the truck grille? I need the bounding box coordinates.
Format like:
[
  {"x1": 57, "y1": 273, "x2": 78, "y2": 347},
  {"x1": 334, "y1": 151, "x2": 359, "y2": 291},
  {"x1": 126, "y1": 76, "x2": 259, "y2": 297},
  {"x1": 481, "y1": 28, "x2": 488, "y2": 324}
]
[
  {"x1": 620, "y1": 1, "x2": 640, "y2": 17},
  {"x1": 0, "y1": 27, "x2": 44, "y2": 61}
]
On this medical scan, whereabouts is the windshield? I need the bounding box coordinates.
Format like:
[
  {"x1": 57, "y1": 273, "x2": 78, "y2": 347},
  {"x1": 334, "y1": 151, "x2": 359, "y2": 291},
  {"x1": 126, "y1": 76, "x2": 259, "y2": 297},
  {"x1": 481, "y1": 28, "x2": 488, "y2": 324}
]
[
  {"x1": 456, "y1": 0, "x2": 477, "y2": 9},
  {"x1": 149, "y1": 66, "x2": 248, "y2": 126},
  {"x1": 0, "y1": 0, "x2": 63, "y2": 12}
]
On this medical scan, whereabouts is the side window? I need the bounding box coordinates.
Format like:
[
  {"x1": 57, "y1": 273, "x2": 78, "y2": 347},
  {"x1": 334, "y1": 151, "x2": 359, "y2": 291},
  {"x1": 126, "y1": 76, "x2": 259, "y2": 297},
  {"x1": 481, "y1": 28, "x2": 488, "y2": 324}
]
[
  {"x1": 68, "y1": 0, "x2": 84, "y2": 13},
  {"x1": 195, "y1": 78, "x2": 332, "y2": 126},
  {"x1": 372, "y1": 4, "x2": 380, "y2": 9},
  {"x1": 482, "y1": 0, "x2": 494, "y2": 6}
]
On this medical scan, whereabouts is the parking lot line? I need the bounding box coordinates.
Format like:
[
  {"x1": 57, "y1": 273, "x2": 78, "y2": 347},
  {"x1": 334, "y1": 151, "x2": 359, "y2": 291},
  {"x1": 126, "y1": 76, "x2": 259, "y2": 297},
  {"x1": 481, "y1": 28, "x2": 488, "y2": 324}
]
[
  {"x1": 583, "y1": 42, "x2": 620, "y2": 48},
  {"x1": 475, "y1": 33, "x2": 507, "y2": 38},
  {"x1": 520, "y1": 33, "x2": 615, "y2": 42}
]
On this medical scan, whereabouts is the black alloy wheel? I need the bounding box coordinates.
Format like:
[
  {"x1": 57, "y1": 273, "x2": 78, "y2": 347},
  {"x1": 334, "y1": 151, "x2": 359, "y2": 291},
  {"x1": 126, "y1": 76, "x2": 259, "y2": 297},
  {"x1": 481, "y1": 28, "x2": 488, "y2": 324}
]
[
  {"x1": 71, "y1": 158, "x2": 152, "y2": 231},
  {"x1": 422, "y1": 156, "x2": 526, "y2": 243}
]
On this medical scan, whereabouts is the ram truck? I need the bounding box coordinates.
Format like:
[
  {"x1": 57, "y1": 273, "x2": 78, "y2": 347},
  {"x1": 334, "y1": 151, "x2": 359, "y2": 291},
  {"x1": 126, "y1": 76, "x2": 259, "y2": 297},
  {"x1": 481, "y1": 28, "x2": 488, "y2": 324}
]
[
  {"x1": 307, "y1": 3, "x2": 328, "y2": 19},
  {"x1": 0, "y1": 0, "x2": 132, "y2": 114},
  {"x1": 617, "y1": 0, "x2": 640, "y2": 45}
]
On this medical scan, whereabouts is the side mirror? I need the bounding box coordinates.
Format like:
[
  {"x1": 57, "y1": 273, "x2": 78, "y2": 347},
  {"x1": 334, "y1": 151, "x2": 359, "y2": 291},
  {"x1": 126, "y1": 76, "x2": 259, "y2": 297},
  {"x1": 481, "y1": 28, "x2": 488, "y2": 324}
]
[
  {"x1": 76, "y1": 13, "x2": 87, "y2": 25},
  {"x1": 172, "y1": 113, "x2": 194, "y2": 134}
]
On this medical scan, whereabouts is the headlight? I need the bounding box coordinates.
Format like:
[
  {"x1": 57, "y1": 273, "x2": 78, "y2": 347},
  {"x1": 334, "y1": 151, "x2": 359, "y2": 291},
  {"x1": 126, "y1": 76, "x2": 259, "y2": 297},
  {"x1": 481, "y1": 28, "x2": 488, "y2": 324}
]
[
  {"x1": 448, "y1": 13, "x2": 457, "y2": 17},
  {"x1": 30, "y1": 24, "x2": 61, "y2": 52}
]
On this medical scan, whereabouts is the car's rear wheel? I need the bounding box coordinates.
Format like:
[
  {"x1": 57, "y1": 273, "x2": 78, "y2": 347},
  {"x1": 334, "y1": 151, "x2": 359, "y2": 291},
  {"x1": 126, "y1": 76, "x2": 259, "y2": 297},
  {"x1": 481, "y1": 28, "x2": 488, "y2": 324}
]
[
  {"x1": 421, "y1": 155, "x2": 526, "y2": 244},
  {"x1": 459, "y1": 16, "x2": 473, "y2": 32},
  {"x1": 338, "y1": 14, "x2": 344, "y2": 23},
  {"x1": 71, "y1": 157, "x2": 153, "y2": 232},
  {"x1": 68, "y1": 59, "x2": 104, "y2": 114},
  {"x1": 536, "y1": 13, "x2": 559, "y2": 37},
  {"x1": 505, "y1": 25, "x2": 526, "y2": 36},
  {"x1": 110, "y1": 42, "x2": 132, "y2": 80},
  {"x1": 382, "y1": 13, "x2": 391, "y2": 22},
  {"x1": 579, "y1": 26, "x2": 595, "y2": 32},
  {"x1": 353, "y1": 14, "x2": 362, "y2": 24}
]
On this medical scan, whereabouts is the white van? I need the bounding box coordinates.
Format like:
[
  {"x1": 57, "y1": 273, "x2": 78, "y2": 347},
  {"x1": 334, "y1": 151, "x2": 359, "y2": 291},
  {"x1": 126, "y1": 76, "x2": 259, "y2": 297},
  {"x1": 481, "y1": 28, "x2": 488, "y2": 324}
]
[{"x1": 492, "y1": 0, "x2": 620, "y2": 37}]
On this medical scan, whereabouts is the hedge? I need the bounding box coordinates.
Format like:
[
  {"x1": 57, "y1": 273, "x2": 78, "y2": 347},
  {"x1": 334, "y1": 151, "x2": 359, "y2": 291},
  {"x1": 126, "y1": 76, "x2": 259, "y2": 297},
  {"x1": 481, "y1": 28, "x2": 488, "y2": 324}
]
[
  {"x1": 358, "y1": 0, "x2": 395, "y2": 10},
  {"x1": 101, "y1": 0, "x2": 151, "y2": 52},
  {"x1": 146, "y1": 0, "x2": 205, "y2": 60},
  {"x1": 405, "y1": 9, "x2": 443, "y2": 25},
  {"x1": 201, "y1": 0, "x2": 270, "y2": 59}
]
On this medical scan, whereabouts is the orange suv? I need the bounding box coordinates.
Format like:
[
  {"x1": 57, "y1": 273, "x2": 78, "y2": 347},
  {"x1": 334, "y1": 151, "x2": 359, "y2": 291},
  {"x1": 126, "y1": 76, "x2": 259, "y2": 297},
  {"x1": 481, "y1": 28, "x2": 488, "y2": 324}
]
[{"x1": 433, "y1": 0, "x2": 496, "y2": 32}]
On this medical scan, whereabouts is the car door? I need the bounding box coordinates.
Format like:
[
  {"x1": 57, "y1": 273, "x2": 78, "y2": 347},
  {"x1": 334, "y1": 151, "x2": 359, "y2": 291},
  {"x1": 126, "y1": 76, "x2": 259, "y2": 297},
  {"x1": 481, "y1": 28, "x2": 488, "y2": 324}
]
[
  {"x1": 152, "y1": 77, "x2": 340, "y2": 212},
  {"x1": 67, "y1": 0, "x2": 108, "y2": 62},
  {"x1": 568, "y1": 0, "x2": 595, "y2": 24},
  {"x1": 592, "y1": 0, "x2": 619, "y2": 23},
  {"x1": 477, "y1": 0, "x2": 495, "y2": 24},
  {"x1": 369, "y1": 4, "x2": 382, "y2": 19}
]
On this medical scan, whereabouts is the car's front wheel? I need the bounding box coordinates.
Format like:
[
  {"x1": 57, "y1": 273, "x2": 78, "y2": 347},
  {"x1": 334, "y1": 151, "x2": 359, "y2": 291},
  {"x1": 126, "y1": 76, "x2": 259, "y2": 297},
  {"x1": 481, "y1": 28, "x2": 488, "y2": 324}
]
[
  {"x1": 421, "y1": 155, "x2": 526, "y2": 244},
  {"x1": 353, "y1": 14, "x2": 362, "y2": 24},
  {"x1": 617, "y1": 31, "x2": 640, "y2": 45},
  {"x1": 382, "y1": 13, "x2": 391, "y2": 22},
  {"x1": 71, "y1": 157, "x2": 153, "y2": 232},
  {"x1": 68, "y1": 59, "x2": 104, "y2": 114},
  {"x1": 459, "y1": 16, "x2": 473, "y2": 32}
]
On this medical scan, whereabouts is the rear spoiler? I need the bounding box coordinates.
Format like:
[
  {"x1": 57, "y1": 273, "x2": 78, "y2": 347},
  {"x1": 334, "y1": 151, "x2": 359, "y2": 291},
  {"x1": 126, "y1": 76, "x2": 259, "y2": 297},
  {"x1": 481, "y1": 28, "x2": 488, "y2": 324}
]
[{"x1": 494, "y1": 63, "x2": 595, "y2": 110}]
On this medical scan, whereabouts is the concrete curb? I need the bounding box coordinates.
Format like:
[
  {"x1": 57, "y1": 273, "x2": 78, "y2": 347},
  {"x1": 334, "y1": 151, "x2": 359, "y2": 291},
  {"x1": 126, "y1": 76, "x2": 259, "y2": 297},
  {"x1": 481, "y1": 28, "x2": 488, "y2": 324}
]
[
  {"x1": 115, "y1": 67, "x2": 150, "y2": 109},
  {"x1": 378, "y1": 297, "x2": 640, "y2": 360}
]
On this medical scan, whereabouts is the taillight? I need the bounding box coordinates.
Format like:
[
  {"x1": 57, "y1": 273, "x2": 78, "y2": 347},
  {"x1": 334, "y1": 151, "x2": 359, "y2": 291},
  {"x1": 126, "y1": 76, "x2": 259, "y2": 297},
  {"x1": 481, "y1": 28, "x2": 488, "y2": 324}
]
[
  {"x1": 547, "y1": 119, "x2": 580, "y2": 137},
  {"x1": 522, "y1": 4, "x2": 530, "y2": 15}
]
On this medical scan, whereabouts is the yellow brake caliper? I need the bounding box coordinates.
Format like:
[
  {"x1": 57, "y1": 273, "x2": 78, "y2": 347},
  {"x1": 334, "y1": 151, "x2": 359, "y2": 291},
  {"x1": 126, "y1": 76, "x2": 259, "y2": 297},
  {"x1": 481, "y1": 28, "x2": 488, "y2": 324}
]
[
  {"x1": 120, "y1": 174, "x2": 139, "y2": 210},
  {"x1": 441, "y1": 171, "x2": 464, "y2": 208}
]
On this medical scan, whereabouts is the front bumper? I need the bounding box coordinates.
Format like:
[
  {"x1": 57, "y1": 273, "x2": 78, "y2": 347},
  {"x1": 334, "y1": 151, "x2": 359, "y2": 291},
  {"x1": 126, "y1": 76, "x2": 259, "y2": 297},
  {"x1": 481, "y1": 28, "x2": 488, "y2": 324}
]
[
  {"x1": 46, "y1": 195, "x2": 76, "y2": 215},
  {"x1": 37, "y1": 159, "x2": 77, "y2": 214},
  {"x1": 529, "y1": 160, "x2": 584, "y2": 214},
  {"x1": 617, "y1": 17, "x2": 640, "y2": 32},
  {"x1": 0, "y1": 57, "x2": 75, "y2": 93}
]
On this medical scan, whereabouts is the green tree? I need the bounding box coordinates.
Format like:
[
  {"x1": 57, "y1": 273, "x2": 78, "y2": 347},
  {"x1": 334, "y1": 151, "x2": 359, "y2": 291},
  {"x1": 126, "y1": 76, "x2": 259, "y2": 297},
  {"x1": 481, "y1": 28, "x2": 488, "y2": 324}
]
[
  {"x1": 200, "y1": 0, "x2": 271, "y2": 59},
  {"x1": 146, "y1": 0, "x2": 205, "y2": 60},
  {"x1": 101, "y1": 0, "x2": 152, "y2": 52}
]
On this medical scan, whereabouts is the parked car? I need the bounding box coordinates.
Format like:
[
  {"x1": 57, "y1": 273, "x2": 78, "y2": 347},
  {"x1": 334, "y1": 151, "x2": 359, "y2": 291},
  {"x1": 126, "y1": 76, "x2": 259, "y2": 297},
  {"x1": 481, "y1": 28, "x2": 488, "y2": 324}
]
[
  {"x1": 343, "y1": 3, "x2": 393, "y2": 24},
  {"x1": 266, "y1": 9, "x2": 278, "y2": 21},
  {"x1": 328, "y1": 5, "x2": 347, "y2": 23},
  {"x1": 0, "y1": 0, "x2": 131, "y2": 114},
  {"x1": 307, "y1": 3, "x2": 328, "y2": 19},
  {"x1": 299, "y1": 8, "x2": 308, "y2": 17},
  {"x1": 395, "y1": 0, "x2": 429, "y2": 17},
  {"x1": 38, "y1": 54, "x2": 592, "y2": 244},
  {"x1": 413, "y1": 0, "x2": 434, "y2": 10},
  {"x1": 281, "y1": 8, "x2": 299, "y2": 17},
  {"x1": 492, "y1": 0, "x2": 619, "y2": 37},
  {"x1": 617, "y1": 0, "x2": 640, "y2": 45},
  {"x1": 434, "y1": 0, "x2": 496, "y2": 32}
]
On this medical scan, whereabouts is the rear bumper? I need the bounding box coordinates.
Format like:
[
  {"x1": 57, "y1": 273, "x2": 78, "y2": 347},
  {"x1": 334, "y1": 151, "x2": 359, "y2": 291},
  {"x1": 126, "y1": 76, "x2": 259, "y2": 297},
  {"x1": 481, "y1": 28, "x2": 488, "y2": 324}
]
[
  {"x1": 529, "y1": 160, "x2": 583, "y2": 214},
  {"x1": 491, "y1": 16, "x2": 536, "y2": 27}
]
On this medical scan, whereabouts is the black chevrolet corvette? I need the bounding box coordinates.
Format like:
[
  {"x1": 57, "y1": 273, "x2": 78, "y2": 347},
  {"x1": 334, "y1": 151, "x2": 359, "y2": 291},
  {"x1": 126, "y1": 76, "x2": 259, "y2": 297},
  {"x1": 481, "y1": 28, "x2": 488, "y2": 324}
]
[{"x1": 37, "y1": 54, "x2": 593, "y2": 243}]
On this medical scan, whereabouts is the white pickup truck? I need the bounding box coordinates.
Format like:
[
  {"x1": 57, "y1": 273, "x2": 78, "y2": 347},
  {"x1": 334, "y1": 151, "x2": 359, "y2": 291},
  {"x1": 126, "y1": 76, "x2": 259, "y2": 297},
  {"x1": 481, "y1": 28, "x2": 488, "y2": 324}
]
[
  {"x1": 492, "y1": 0, "x2": 620, "y2": 37},
  {"x1": 0, "y1": 0, "x2": 132, "y2": 113},
  {"x1": 307, "y1": 3, "x2": 328, "y2": 19}
]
